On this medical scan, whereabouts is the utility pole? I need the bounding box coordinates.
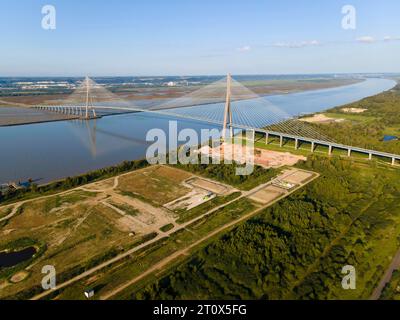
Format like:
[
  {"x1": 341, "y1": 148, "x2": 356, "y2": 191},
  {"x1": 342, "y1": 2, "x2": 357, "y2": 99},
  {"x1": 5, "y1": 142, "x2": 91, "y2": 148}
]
[{"x1": 222, "y1": 73, "x2": 232, "y2": 140}]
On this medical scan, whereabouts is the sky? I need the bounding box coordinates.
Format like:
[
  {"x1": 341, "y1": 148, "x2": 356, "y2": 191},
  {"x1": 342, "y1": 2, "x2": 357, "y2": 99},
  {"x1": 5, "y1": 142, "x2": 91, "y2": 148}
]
[{"x1": 1, "y1": 0, "x2": 400, "y2": 76}]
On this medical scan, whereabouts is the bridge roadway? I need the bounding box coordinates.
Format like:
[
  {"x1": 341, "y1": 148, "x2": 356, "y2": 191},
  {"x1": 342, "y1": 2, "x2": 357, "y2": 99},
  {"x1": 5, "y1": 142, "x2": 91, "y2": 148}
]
[{"x1": 35, "y1": 105, "x2": 400, "y2": 166}]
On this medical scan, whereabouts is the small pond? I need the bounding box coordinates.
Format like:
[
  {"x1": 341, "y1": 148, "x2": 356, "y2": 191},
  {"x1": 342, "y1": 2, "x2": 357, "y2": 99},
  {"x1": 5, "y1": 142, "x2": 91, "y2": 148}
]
[{"x1": 0, "y1": 247, "x2": 37, "y2": 268}]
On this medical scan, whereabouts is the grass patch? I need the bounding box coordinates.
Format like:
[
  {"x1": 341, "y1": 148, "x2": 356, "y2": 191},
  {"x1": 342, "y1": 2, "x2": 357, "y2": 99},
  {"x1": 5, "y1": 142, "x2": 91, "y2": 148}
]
[{"x1": 160, "y1": 224, "x2": 174, "y2": 232}]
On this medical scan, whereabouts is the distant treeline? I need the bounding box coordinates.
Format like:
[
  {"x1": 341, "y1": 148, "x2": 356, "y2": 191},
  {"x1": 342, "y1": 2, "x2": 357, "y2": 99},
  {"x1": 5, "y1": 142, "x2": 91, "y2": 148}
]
[
  {"x1": 314, "y1": 84, "x2": 400, "y2": 154},
  {"x1": 0, "y1": 159, "x2": 149, "y2": 204}
]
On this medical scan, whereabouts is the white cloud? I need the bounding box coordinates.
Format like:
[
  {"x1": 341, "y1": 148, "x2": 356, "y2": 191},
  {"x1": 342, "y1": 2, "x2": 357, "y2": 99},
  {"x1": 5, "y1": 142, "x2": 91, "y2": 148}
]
[
  {"x1": 356, "y1": 36, "x2": 375, "y2": 43},
  {"x1": 384, "y1": 35, "x2": 400, "y2": 42},
  {"x1": 236, "y1": 46, "x2": 251, "y2": 52},
  {"x1": 272, "y1": 40, "x2": 321, "y2": 48}
]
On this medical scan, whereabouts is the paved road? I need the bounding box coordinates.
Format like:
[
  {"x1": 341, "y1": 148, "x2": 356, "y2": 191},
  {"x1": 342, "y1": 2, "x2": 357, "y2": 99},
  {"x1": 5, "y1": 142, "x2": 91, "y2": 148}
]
[
  {"x1": 370, "y1": 248, "x2": 400, "y2": 300},
  {"x1": 27, "y1": 168, "x2": 318, "y2": 300},
  {"x1": 101, "y1": 171, "x2": 319, "y2": 300},
  {"x1": 29, "y1": 179, "x2": 246, "y2": 300}
]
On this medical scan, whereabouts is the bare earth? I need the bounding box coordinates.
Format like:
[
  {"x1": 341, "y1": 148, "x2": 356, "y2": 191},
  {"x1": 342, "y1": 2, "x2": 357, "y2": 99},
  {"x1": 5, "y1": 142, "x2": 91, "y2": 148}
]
[
  {"x1": 198, "y1": 143, "x2": 306, "y2": 168},
  {"x1": 341, "y1": 107, "x2": 367, "y2": 113},
  {"x1": 300, "y1": 114, "x2": 344, "y2": 124}
]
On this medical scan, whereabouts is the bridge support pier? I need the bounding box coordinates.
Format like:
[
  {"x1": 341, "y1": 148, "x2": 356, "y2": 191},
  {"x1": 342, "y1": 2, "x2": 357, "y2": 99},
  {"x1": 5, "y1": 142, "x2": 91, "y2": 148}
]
[
  {"x1": 265, "y1": 133, "x2": 269, "y2": 145},
  {"x1": 369, "y1": 153, "x2": 372, "y2": 161},
  {"x1": 279, "y1": 136, "x2": 283, "y2": 147},
  {"x1": 328, "y1": 145, "x2": 332, "y2": 156},
  {"x1": 295, "y1": 139, "x2": 299, "y2": 150},
  {"x1": 311, "y1": 142, "x2": 315, "y2": 153},
  {"x1": 392, "y1": 158, "x2": 396, "y2": 166},
  {"x1": 250, "y1": 129, "x2": 255, "y2": 142},
  {"x1": 348, "y1": 149, "x2": 352, "y2": 157}
]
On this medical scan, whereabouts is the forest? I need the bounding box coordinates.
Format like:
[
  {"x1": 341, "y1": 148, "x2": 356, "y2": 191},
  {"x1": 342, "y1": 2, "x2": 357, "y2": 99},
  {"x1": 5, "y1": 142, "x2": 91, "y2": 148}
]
[
  {"x1": 128, "y1": 155, "x2": 400, "y2": 300},
  {"x1": 313, "y1": 84, "x2": 400, "y2": 154}
]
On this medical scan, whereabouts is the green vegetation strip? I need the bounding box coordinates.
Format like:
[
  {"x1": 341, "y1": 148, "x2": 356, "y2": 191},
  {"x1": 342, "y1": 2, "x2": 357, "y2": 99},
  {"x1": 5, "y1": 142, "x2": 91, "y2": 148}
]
[
  {"x1": 116, "y1": 156, "x2": 400, "y2": 300},
  {"x1": 0, "y1": 159, "x2": 149, "y2": 205}
]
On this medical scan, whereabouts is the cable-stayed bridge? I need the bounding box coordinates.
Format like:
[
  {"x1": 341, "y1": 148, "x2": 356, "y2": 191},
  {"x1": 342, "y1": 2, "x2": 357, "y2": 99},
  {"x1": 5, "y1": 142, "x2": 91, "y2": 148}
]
[{"x1": 31, "y1": 75, "x2": 400, "y2": 166}]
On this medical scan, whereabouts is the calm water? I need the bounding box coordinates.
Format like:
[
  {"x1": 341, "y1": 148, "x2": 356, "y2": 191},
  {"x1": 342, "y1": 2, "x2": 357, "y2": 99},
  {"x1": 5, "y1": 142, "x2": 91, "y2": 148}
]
[
  {"x1": 0, "y1": 247, "x2": 37, "y2": 268},
  {"x1": 0, "y1": 78, "x2": 395, "y2": 185}
]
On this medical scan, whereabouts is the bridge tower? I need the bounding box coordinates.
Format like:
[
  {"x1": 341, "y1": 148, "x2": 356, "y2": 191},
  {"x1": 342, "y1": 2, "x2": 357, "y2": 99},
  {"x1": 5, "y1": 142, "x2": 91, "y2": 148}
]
[
  {"x1": 222, "y1": 73, "x2": 233, "y2": 140},
  {"x1": 84, "y1": 76, "x2": 97, "y2": 119}
]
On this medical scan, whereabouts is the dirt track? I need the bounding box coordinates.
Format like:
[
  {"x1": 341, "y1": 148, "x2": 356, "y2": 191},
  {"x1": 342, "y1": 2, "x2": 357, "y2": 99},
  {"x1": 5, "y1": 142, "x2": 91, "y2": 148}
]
[{"x1": 5, "y1": 167, "x2": 318, "y2": 300}]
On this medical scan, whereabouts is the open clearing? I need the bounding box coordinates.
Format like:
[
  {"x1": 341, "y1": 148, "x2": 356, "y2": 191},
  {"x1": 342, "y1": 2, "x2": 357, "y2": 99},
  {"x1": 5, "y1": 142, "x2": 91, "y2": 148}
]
[
  {"x1": 198, "y1": 143, "x2": 306, "y2": 169},
  {"x1": 116, "y1": 165, "x2": 192, "y2": 205},
  {"x1": 300, "y1": 113, "x2": 344, "y2": 124},
  {"x1": 0, "y1": 162, "x2": 317, "y2": 300},
  {"x1": 0, "y1": 165, "x2": 240, "y2": 299},
  {"x1": 248, "y1": 169, "x2": 316, "y2": 204},
  {"x1": 185, "y1": 177, "x2": 231, "y2": 195},
  {"x1": 248, "y1": 186, "x2": 284, "y2": 204},
  {"x1": 280, "y1": 169, "x2": 315, "y2": 184}
]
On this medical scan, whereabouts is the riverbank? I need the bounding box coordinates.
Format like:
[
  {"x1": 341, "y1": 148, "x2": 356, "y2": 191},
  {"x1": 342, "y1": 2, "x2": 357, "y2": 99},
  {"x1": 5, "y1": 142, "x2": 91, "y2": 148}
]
[
  {"x1": 0, "y1": 78, "x2": 362, "y2": 127},
  {"x1": 0, "y1": 106, "x2": 78, "y2": 127},
  {"x1": 0, "y1": 78, "x2": 395, "y2": 185},
  {"x1": 305, "y1": 82, "x2": 400, "y2": 155}
]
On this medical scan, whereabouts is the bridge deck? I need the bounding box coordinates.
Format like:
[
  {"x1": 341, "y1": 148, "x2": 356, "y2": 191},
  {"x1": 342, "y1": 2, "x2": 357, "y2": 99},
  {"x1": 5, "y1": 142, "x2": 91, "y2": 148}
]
[{"x1": 35, "y1": 104, "x2": 400, "y2": 163}]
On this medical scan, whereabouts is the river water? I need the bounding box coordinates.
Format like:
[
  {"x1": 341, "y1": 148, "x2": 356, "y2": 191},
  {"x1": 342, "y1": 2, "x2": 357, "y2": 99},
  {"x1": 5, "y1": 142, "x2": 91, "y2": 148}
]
[{"x1": 0, "y1": 78, "x2": 395, "y2": 185}]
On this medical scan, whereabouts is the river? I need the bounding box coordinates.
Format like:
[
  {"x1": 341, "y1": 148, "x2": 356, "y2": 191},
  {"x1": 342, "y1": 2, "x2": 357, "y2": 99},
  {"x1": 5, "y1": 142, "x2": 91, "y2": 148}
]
[{"x1": 0, "y1": 78, "x2": 395, "y2": 185}]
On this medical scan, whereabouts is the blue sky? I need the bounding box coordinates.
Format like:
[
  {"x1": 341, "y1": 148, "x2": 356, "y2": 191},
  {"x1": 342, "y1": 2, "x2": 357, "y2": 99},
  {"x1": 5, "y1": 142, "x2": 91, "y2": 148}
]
[{"x1": 1, "y1": 0, "x2": 400, "y2": 76}]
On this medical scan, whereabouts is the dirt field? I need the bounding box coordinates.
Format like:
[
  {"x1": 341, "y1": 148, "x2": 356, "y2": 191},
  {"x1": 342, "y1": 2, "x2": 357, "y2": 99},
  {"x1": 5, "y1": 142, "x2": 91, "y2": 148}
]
[
  {"x1": 116, "y1": 166, "x2": 192, "y2": 205},
  {"x1": 10, "y1": 271, "x2": 29, "y2": 283},
  {"x1": 0, "y1": 163, "x2": 317, "y2": 300},
  {"x1": 341, "y1": 107, "x2": 367, "y2": 113},
  {"x1": 299, "y1": 113, "x2": 344, "y2": 124},
  {"x1": 248, "y1": 168, "x2": 317, "y2": 205},
  {"x1": 164, "y1": 176, "x2": 237, "y2": 211},
  {"x1": 280, "y1": 169, "x2": 315, "y2": 184},
  {"x1": 248, "y1": 185, "x2": 284, "y2": 204},
  {"x1": 186, "y1": 177, "x2": 231, "y2": 195},
  {"x1": 199, "y1": 143, "x2": 306, "y2": 169},
  {"x1": 164, "y1": 188, "x2": 215, "y2": 211},
  {"x1": 0, "y1": 190, "x2": 141, "y2": 298},
  {"x1": 0, "y1": 166, "x2": 197, "y2": 298}
]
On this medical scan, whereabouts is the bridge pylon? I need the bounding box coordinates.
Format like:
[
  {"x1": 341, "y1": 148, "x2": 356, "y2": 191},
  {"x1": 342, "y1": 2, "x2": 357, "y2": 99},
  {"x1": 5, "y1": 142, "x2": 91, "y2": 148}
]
[
  {"x1": 222, "y1": 73, "x2": 233, "y2": 140},
  {"x1": 84, "y1": 76, "x2": 97, "y2": 120}
]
